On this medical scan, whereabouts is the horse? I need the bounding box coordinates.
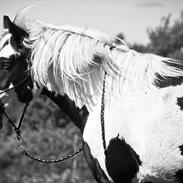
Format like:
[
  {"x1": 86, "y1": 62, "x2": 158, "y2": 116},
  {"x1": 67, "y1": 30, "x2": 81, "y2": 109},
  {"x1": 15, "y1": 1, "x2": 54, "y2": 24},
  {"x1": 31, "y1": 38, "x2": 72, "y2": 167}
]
[
  {"x1": 0, "y1": 9, "x2": 110, "y2": 183},
  {"x1": 2, "y1": 8, "x2": 183, "y2": 183}
]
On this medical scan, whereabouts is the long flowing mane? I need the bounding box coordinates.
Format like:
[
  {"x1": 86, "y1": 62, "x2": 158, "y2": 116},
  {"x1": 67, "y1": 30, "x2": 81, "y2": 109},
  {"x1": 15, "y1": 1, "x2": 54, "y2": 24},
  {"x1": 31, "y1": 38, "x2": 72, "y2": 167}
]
[
  {"x1": 24, "y1": 19, "x2": 183, "y2": 107},
  {"x1": 24, "y1": 20, "x2": 125, "y2": 107}
]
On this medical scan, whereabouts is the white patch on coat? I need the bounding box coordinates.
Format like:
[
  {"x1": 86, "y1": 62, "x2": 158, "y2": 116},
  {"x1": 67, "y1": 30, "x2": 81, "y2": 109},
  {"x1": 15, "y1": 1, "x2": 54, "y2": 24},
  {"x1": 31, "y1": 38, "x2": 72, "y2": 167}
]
[{"x1": 0, "y1": 33, "x2": 17, "y2": 58}]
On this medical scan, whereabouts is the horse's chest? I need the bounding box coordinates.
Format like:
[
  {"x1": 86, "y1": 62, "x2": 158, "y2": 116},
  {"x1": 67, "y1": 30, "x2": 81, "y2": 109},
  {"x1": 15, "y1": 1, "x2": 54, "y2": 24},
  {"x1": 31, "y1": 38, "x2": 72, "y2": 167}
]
[{"x1": 83, "y1": 85, "x2": 183, "y2": 182}]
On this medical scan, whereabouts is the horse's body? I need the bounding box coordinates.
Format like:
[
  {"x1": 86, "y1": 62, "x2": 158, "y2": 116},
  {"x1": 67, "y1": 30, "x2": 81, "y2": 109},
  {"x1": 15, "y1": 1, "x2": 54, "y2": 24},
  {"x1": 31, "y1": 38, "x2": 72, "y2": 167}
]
[
  {"x1": 1, "y1": 8, "x2": 183, "y2": 183},
  {"x1": 23, "y1": 18, "x2": 183, "y2": 183},
  {"x1": 85, "y1": 84, "x2": 183, "y2": 182}
]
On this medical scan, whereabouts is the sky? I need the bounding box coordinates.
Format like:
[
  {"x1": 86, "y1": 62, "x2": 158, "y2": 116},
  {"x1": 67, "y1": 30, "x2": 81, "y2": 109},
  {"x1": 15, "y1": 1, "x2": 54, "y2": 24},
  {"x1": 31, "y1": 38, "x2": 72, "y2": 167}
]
[{"x1": 0, "y1": 0, "x2": 182, "y2": 45}]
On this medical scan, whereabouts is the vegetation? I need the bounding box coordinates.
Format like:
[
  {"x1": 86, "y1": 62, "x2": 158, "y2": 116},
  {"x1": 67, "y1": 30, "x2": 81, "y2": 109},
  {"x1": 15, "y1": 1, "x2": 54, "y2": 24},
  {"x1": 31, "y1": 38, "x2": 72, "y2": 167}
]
[
  {"x1": 132, "y1": 12, "x2": 183, "y2": 60},
  {"x1": 0, "y1": 12, "x2": 183, "y2": 183},
  {"x1": 0, "y1": 95, "x2": 94, "y2": 183}
]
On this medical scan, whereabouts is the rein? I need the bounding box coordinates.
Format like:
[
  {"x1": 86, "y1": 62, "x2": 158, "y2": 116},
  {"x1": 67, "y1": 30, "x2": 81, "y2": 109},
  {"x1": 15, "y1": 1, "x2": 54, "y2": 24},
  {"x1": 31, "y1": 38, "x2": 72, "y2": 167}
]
[
  {"x1": 101, "y1": 72, "x2": 107, "y2": 153},
  {"x1": 0, "y1": 78, "x2": 82, "y2": 163},
  {"x1": 0, "y1": 101, "x2": 82, "y2": 163}
]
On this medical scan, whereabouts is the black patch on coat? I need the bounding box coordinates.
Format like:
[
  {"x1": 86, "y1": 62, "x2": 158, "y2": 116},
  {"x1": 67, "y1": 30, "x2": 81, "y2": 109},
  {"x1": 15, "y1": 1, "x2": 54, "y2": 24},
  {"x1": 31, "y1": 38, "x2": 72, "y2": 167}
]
[
  {"x1": 154, "y1": 60, "x2": 183, "y2": 88},
  {"x1": 175, "y1": 169, "x2": 183, "y2": 183},
  {"x1": 83, "y1": 141, "x2": 110, "y2": 183},
  {"x1": 105, "y1": 136, "x2": 141, "y2": 183},
  {"x1": 179, "y1": 144, "x2": 183, "y2": 156},
  {"x1": 177, "y1": 97, "x2": 183, "y2": 111},
  {"x1": 154, "y1": 73, "x2": 183, "y2": 88},
  {"x1": 175, "y1": 145, "x2": 183, "y2": 182},
  {"x1": 41, "y1": 88, "x2": 88, "y2": 132}
]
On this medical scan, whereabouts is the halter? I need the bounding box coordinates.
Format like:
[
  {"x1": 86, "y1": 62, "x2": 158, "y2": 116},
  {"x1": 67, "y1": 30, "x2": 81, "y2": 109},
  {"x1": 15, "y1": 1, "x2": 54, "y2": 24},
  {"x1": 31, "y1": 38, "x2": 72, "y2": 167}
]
[{"x1": 0, "y1": 77, "x2": 82, "y2": 163}]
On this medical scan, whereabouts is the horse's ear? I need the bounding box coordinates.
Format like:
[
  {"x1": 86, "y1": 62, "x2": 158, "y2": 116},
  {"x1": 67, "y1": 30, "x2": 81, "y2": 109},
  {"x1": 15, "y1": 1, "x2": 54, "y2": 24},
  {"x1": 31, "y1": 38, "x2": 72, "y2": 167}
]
[
  {"x1": 3, "y1": 16, "x2": 12, "y2": 29},
  {"x1": 3, "y1": 15, "x2": 28, "y2": 38}
]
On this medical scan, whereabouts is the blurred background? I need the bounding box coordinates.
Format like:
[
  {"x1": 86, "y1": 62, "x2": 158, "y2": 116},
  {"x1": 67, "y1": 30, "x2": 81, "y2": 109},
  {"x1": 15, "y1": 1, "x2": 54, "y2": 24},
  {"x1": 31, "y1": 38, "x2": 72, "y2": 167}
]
[{"x1": 0, "y1": 0, "x2": 183, "y2": 183}]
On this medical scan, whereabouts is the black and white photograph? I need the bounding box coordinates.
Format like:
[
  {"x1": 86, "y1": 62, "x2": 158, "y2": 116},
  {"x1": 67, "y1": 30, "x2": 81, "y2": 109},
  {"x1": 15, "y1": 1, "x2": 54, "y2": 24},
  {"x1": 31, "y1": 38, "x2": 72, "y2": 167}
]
[{"x1": 0, "y1": 0, "x2": 183, "y2": 183}]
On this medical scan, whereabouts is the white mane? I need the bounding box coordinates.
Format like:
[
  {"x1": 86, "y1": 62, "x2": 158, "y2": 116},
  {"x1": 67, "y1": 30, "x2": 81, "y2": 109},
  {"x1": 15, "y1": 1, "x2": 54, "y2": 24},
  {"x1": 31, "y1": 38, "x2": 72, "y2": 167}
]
[
  {"x1": 115, "y1": 50, "x2": 183, "y2": 90},
  {"x1": 23, "y1": 19, "x2": 183, "y2": 108},
  {"x1": 24, "y1": 19, "x2": 125, "y2": 107}
]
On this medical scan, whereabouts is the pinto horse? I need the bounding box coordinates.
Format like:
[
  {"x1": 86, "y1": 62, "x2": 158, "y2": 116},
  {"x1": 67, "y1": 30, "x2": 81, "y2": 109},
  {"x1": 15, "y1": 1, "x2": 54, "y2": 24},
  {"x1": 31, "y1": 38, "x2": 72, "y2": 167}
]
[
  {"x1": 0, "y1": 10, "x2": 110, "y2": 183},
  {"x1": 2, "y1": 8, "x2": 183, "y2": 183}
]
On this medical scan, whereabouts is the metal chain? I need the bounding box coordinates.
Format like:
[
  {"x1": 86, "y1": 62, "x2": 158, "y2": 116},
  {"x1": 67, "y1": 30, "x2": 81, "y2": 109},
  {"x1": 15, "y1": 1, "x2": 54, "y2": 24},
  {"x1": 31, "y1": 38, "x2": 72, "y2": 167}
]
[
  {"x1": 18, "y1": 137, "x2": 82, "y2": 163},
  {"x1": 101, "y1": 72, "x2": 107, "y2": 153},
  {"x1": 0, "y1": 100, "x2": 82, "y2": 163}
]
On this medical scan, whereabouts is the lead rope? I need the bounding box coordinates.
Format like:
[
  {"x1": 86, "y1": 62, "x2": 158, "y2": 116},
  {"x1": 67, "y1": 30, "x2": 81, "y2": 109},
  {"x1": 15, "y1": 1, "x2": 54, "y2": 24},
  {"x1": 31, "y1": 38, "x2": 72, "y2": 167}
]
[
  {"x1": 101, "y1": 72, "x2": 107, "y2": 153},
  {"x1": 0, "y1": 101, "x2": 82, "y2": 163}
]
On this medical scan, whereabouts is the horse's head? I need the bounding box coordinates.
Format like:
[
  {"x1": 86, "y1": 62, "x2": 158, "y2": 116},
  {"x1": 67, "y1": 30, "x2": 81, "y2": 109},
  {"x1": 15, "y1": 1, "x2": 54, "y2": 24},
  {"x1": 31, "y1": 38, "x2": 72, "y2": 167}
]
[
  {"x1": 0, "y1": 14, "x2": 33, "y2": 103},
  {"x1": 0, "y1": 8, "x2": 89, "y2": 132}
]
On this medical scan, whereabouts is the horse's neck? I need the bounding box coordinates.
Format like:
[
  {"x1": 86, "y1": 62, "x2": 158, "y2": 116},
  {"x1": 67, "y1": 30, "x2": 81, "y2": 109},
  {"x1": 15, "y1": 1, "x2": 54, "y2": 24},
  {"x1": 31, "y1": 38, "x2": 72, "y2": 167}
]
[{"x1": 27, "y1": 23, "x2": 173, "y2": 106}]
